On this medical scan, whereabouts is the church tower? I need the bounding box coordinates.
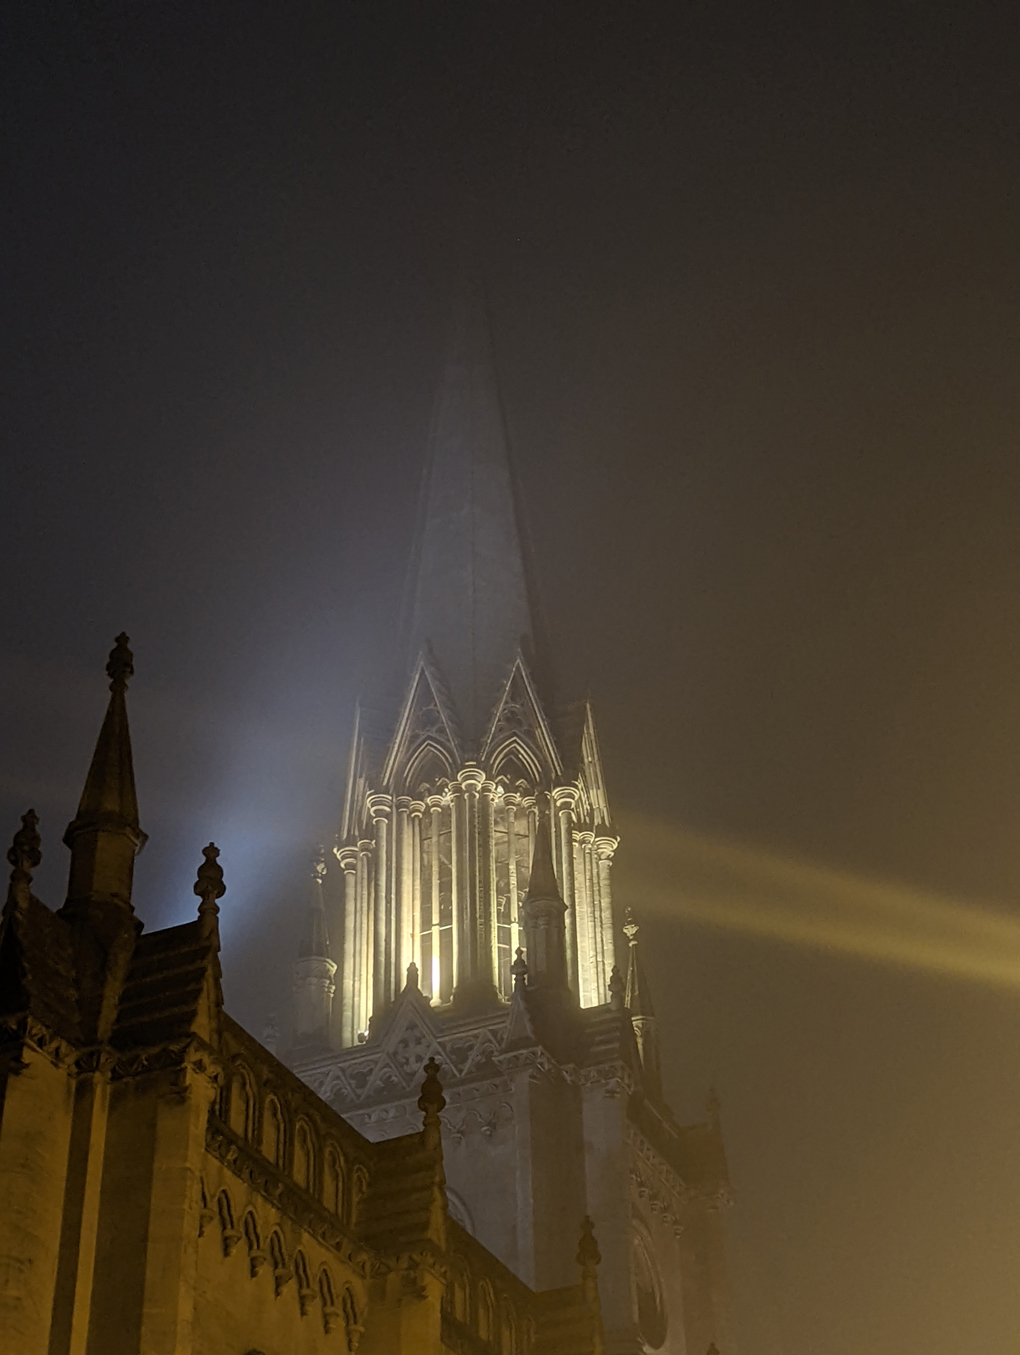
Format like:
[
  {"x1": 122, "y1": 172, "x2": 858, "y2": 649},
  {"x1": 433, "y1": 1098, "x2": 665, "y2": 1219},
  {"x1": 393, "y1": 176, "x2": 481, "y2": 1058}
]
[{"x1": 289, "y1": 288, "x2": 733, "y2": 1355}]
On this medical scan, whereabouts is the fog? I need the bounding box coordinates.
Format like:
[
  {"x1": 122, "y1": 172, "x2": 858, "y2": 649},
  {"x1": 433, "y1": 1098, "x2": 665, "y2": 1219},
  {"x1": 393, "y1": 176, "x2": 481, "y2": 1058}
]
[{"x1": 3, "y1": 3, "x2": 1020, "y2": 1350}]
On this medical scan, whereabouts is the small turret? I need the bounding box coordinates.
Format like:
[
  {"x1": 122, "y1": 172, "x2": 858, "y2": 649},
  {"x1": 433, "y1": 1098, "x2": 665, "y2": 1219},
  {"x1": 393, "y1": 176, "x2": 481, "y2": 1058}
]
[
  {"x1": 292, "y1": 849, "x2": 337, "y2": 1046},
  {"x1": 520, "y1": 807, "x2": 569, "y2": 993},
  {"x1": 623, "y1": 908, "x2": 662, "y2": 1099}
]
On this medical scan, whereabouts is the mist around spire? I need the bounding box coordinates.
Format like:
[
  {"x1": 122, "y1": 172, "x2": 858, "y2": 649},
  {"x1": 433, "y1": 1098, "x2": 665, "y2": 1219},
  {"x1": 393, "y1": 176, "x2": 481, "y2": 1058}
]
[{"x1": 403, "y1": 258, "x2": 536, "y2": 747}]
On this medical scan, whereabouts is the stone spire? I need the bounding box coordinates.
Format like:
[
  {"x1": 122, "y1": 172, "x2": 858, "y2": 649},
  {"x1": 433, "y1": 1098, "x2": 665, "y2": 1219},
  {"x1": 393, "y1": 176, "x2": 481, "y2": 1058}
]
[
  {"x1": 404, "y1": 264, "x2": 535, "y2": 745},
  {"x1": 520, "y1": 806, "x2": 569, "y2": 993},
  {"x1": 623, "y1": 908, "x2": 661, "y2": 1098},
  {"x1": 293, "y1": 849, "x2": 337, "y2": 1046},
  {"x1": 60, "y1": 634, "x2": 146, "y2": 934}
]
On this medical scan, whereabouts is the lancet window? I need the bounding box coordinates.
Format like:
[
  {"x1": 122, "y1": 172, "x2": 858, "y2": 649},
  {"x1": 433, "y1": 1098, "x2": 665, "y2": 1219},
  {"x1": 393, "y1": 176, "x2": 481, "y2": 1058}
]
[
  {"x1": 491, "y1": 791, "x2": 534, "y2": 999},
  {"x1": 420, "y1": 794, "x2": 454, "y2": 1003}
]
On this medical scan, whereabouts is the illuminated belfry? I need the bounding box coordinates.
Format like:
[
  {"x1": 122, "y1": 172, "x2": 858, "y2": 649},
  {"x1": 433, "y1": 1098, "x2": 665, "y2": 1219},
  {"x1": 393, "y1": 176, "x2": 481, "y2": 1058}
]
[
  {"x1": 330, "y1": 282, "x2": 618, "y2": 1029},
  {"x1": 290, "y1": 283, "x2": 733, "y2": 1355}
]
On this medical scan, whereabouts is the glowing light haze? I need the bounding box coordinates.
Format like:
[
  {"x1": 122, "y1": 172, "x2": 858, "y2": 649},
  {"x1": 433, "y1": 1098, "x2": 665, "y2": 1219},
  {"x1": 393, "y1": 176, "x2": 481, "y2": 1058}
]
[{"x1": 3, "y1": 3, "x2": 1020, "y2": 1352}]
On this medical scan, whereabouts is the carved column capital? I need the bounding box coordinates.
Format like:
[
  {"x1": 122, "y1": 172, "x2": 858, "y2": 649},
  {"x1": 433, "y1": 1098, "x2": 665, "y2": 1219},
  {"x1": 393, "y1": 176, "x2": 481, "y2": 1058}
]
[
  {"x1": 594, "y1": 834, "x2": 619, "y2": 860},
  {"x1": 552, "y1": 784, "x2": 581, "y2": 813},
  {"x1": 457, "y1": 764, "x2": 485, "y2": 793},
  {"x1": 366, "y1": 793, "x2": 392, "y2": 824},
  {"x1": 336, "y1": 845, "x2": 359, "y2": 872}
]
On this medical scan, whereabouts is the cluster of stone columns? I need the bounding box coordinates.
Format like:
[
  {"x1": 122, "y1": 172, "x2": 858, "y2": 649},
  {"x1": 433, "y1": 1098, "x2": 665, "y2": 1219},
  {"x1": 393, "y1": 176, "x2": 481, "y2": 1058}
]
[{"x1": 332, "y1": 763, "x2": 618, "y2": 1046}]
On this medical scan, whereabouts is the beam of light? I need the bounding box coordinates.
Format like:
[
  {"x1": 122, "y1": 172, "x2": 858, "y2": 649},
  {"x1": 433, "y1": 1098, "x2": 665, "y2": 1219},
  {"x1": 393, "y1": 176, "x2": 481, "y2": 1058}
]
[{"x1": 616, "y1": 813, "x2": 1020, "y2": 989}]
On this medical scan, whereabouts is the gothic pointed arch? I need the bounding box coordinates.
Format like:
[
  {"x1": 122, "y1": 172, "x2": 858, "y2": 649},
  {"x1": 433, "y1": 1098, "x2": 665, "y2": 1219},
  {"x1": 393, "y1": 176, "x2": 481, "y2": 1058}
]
[
  {"x1": 381, "y1": 655, "x2": 461, "y2": 791},
  {"x1": 480, "y1": 654, "x2": 561, "y2": 783}
]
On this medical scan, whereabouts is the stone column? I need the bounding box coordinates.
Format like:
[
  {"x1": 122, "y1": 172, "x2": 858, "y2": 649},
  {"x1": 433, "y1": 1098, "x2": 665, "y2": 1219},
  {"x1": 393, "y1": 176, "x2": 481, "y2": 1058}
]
[
  {"x1": 583, "y1": 832, "x2": 603, "y2": 1004},
  {"x1": 453, "y1": 764, "x2": 491, "y2": 1003},
  {"x1": 448, "y1": 781, "x2": 463, "y2": 992},
  {"x1": 427, "y1": 794, "x2": 444, "y2": 1001},
  {"x1": 337, "y1": 845, "x2": 358, "y2": 1047},
  {"x1": 481, "y1": 777, "x2": 498, "y2": 994},
  {"x1": 367, "y1": 793, "x2": 392, "y2": 1015},
  {"x1": 396, "y1": 796, "x2": 414, "y2": 990},
  {"x1": 410, "y1": 800, "x2": 424, "y2": 980},
  {"x1": 356, "y1": 836, "x2": 374, "y2": 1037},
  {"x1": 552, "y1": 785, "x2": 581, "y2": 998},
  {"x1": 575, "y1": 829, "x2": 597, "y2": 1006},
  {"x1": 504, "y1": 791, "x2": 522, "y2": 966},
  {"x1": 594, "y1": 832, "x2": 619, "y2": 1003}
]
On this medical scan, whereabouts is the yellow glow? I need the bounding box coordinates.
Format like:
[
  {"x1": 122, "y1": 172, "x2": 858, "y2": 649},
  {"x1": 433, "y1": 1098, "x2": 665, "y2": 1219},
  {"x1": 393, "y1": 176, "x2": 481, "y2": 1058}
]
[{"x1": 616, "y1": 812, "x2": 1020, "y2": 989}]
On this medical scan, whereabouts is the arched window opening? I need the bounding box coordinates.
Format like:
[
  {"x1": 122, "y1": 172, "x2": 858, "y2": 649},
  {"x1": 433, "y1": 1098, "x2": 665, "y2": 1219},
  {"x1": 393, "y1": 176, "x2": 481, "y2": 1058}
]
[
  {"x1": 478, "y1": 1282, "x2": 495, "y2": 1342},
  {"x1": 229, "y1": 1068, "x2": 254, "y2": 1140},
  {"x1": 420, "y1": 799, "x2": 454, "y2": 1002},
  {"x1": 294, "y1": 1250, "x2": 316, "y2": 1316},
  {"x1": 262, "y1": 1096, "x2": 284, "y2": 1167},
  {"x1": 293, "y1": 1120, "x2": 314, "y2": 1192},
  {"x1": 405, "y1": 741, "x2": 452, "y2": 791},
  {"x1": 319, "y1": 1267, "x2": 340, "y2": 1335},
  {"x1": 632, "y1": 1226, "x2": 668, "y2": 1351},
  {"x1": 217, "y1": 1190, "x2": 240, "y2": 1257},
  {"x1": 449, "y1": 1264, "x2": 469, "y2": 1323},
  {"x1": 269, "y1": 1231, "x2": 292, "y2": 1296},
  {"x1": 323, "y1": 1145, "x2": 344, "y2": 1216},
  {"x1": 351, "y1": 1164, "x2": 368, "y2": 1223},
  {"x1": 500, "y1": 1302, "x2": 517, "y2": 1355},
  {"x1": 342, "y1": 1288, "x2": 362, "y2": 1346},
  {"x1": 242, "y1": 1212, "x2": 266, "y2": 1278},
  {"x1": 492, "y1": 799, "x2": 535, "y2": 998}
]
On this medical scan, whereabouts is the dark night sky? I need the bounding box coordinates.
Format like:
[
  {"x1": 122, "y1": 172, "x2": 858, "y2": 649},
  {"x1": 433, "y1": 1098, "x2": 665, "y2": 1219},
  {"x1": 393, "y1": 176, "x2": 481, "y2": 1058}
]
[{"x1": 4, "y1": 3, "x2": 1020, "y2": 1351}]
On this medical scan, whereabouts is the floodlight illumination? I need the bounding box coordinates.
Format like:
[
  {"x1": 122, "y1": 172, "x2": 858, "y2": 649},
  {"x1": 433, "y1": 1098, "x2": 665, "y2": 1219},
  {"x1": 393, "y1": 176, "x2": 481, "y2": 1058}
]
[{"x1": 618, "y1": 813, "x2": 1020, "y2": 989}]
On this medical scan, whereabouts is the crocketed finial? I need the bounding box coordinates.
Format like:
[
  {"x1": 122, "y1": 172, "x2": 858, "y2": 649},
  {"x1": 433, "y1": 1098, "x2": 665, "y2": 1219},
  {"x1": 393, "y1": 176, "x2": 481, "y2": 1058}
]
[
  {"x1": 312, "y1": 845, "x2": 327, "y2": 885},
  {"x1": 6, "y1": 809, "x2": 41, "y2": 906},
  {"x1": 511, "y1": 946, "x2": 528, "y2": 991},
  {"x1": 418, "y1": 1056, "x2": 446, "y2": 1147},
  {"x1": 106, "y1": 633, "x2": 134, "y2": 693},
  {"x1": 194, "y1": 842, "x2": 226, "y2": 919},
  {"x1": 608, "y1": 963, "x2": 625, "y2": 1010},
  {"x1": 404, "y1": 960, "x2": 420, "y2": 992},
  {"x1": 623, "y1": 905, "x2": 639, "y2": 946}
]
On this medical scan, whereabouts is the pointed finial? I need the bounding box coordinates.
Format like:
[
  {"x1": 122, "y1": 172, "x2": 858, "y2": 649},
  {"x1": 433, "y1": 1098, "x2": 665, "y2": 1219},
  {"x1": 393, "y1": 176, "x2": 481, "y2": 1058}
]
[
  {"x1": 577, "y1": 1214, "x2": 601, "y2": 1271},
  {"x1": 623, "y1": 906, "x2": 639, "y2": 945},
  {"x1": 405, "y1": 960, "x2": 420, "y2": 992},
  {"x1": 6, "y1": 809, "x2": 41, "y2": 907},
  {"x1": 608, "y1": 963, "x2": 625, "y2": 1010},
  {"x1": 106, "y1": 633, "x2": 134, "y2": 693},
  {"x1": 194, "y1": 843, "x2": 225, "y2": 919},
  {"x1": 418, "y1": 1056, "x2": 446, "y2": 1148},
  {"x1": 312, "y1": 845, "x2": 327, "y2": 886},
  {"x1": 511, "y1": 946, "x2": 528, "y2": 991}
]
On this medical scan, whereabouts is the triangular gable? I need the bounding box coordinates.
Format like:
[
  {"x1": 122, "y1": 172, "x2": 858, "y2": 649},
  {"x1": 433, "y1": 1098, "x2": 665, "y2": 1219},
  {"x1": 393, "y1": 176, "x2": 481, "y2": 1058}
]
[
  {"x1": 380, "y1": 653, "x2": 462, "y2": 791},
  {"x1": 479, "y1": 653, "x2": 562, "y2": 783}
]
